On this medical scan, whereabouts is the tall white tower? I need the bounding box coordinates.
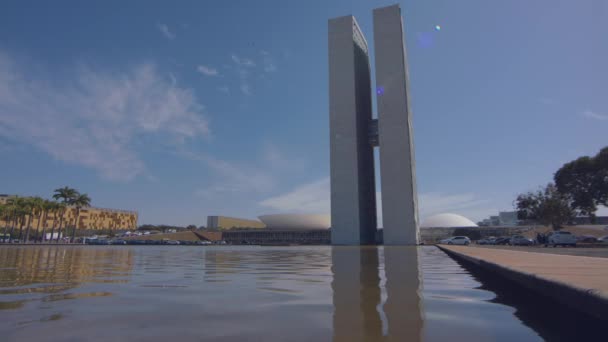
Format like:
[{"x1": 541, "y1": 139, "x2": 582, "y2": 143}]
[
  {"x1": 329, "y1": 4, "x2": 418, "y2": 245},
  {"x1": 373, "y1": 5, "x2": 419, "y2": 245}
]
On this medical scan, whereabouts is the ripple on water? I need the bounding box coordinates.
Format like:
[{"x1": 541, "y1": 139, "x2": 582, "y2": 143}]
[{"x1": 1, "y1": 245, "x2": 603, "y2": 341}]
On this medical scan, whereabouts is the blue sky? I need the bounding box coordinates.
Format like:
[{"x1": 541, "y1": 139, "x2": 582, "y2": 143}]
[{"x1": 0, "y1": 0, "x2": 606, "y2": 226}]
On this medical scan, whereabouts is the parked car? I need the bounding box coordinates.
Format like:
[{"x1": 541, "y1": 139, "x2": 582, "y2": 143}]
[
  {"x1": 443, "y1": 236, "x2": 471, "y2": 245},
  {"x1": 597, "y1": 236, "x2": 608, "y2": 243},
  {"x1": 164, "y1": 240, "x2": 180, "y2": 245},
  {"x1": 576, "y1": 235, "x2": 598, "y2": 243},
  {"x1": 478, "y1": 237, "x2": 496, "y2": 245},
  {"x1": 546, "y1": 231, "x2": 577, "y2": 247},
  {"x1": 478, "y1": 237, "x2": 494, "y2": 245},
  {"x1": 509, "y1": 235, "x2": 534, "y2": 246},
  {"x1": 494, "y1": 237, "x2": 511, "y2": 245}
]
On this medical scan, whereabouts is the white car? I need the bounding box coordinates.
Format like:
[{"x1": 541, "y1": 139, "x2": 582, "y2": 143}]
[
  {"x1": 598, "y1": 236, "x2": 608, "y2": 243},
  {"x1": 546, "y1": 231, "x2": 577, "y2": 247},
  {"x1": 443, "y1": 236, "x2": 471, "y2": 245}
]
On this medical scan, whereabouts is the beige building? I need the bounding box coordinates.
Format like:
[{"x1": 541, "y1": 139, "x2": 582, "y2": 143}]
[
  {"x1": 0, "y1": 194, "x2": 138, "y2": 231},
  {"x1": 207, "y1": 216, "x2": 265, "y2": 230}
]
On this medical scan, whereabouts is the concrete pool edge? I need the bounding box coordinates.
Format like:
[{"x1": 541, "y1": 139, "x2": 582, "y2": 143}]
[{"x1": 437, "y1": 245, "x2": 608, "y2": 322}]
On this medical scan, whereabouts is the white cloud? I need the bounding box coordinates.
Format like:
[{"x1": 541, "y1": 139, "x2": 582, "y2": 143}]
[
  {"x1": 259, "y1": 178, "x2": 330, "y2": 214},
  {"x1": 0, "y1": 52, "x2": 209, "y2": 181},
  {"x1": 582, "y1": 110, "x2": 607, "y2": 121},
  {"x1": 180, "y1": 150, "x2": 275, "y2": 198},
  {"x1": 196, "y1": 65, "x2": 219, "y2": 76},
  {"x1": 217, "y1": 86, "x2": 229, "y2": 93},
  {"x1": 231, "y1": 54, "x2": 255, "y2": 67},
  {"x1": 157, "y1": 23, "x2": 175, "y2": 40},
  {"x1": 261, "y1": 51, "x2": 277, "y2": 73},
  {"x1": 240, "y1": 84, "x2": 251, "y2": 95},
  {"x1": 264, "y1": 63, "x2": 277, "y2": 73},
  {"x1": 230, "y1": 54, "x2": 256, "y2": 95},
  {"x1": 259, "y1": 178, "x2": 494, "y2": 224}
]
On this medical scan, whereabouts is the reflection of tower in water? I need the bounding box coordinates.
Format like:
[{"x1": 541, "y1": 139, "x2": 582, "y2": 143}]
[
  {"x1": 383, "y1": 246, "x2": 424, "y2": 341},
  {"x1": 331, "y1": 247, "x2": 423, "y2": 342}
]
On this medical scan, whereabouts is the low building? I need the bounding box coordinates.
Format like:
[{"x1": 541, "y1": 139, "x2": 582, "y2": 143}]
[
  {"x1": 498, "y1": 211, "x2": 518, "y2": 226},
  {"x1": 0, "y1": 194, "x2": 137, "y2": 231},
  {"x1": 206, "y1": 216, "x2": 266, "y2": 230}
]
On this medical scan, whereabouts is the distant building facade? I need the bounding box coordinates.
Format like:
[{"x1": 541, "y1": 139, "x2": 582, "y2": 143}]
[
  {"x1": 498, "y1": 211, "x2": 518, "y2": 226},
  {"x1": 0, "y1": 194, "x2": 137, "y2": 231},
  {"x1": 206, "y1": 216, "x2": 266, "y2": 230}
]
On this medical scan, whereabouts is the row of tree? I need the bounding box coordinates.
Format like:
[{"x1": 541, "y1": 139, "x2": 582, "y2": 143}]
[
  {"x1": 0, "y1": 187, "x2": 91, "y2": 243},
  {"x1": 516, "y1": 147, "x2": 608, "y2": 229}
]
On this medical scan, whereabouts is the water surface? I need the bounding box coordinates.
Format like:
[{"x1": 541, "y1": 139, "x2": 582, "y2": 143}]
[{"x1": 0, "y1": 246, "x2": 596, "y2": 341}]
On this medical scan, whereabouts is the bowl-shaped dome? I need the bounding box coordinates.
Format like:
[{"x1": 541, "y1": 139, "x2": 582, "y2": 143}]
[
  {"x1": 420, "y1": 213, "x2": 478, "y2": 228},
  {"x1": 258, "y1": 214, "x2": 330, "y2": 230}
]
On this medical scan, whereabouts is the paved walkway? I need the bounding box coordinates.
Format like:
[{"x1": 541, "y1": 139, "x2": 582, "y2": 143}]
[
  {"x1": 470, "y1": 245, "x2": 608, "y2": 258},
  {"x1": 439, "y1": 245, "x2": 608, "y2": 321}
]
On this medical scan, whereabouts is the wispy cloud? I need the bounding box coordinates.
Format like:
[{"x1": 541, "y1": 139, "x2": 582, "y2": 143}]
[
  {"x1": 259, "y1": 178, "x2": 330, "y2": 214},
  {"x1": 260, "y1": 51, "x2": 277, "y2": 73},
  {"x1": 240, "y1": 84, "x2": 251, "y2": 96},
  {"x1": 217, "y1": 86, "x2": 229, "y2": 93},
  {"x1": 196, "y1": 65, "x2": 219, "y2": 76},
  {"x1": 157, "y1": 23, "x2": 175, "y2": 40},
  {"x1": 180, "y1": 150, "x2": 275, "y2": 198},
  {"x1": 418, "y1": 192, "x2": 490, "y2": 219},
  {"x1": 259, "y1": 178, "x2": 494, "y2": 224},
  {"x1": 184, "y1": 143, "x2": 304, "y2": 201},
  {"x1": 231, "y1": 54, "x2": 255, "y2": 67},
  {"x1": 0, "y1": 51, "x2": 209, "y2": 181},
  {"x1": 582, "y1": 109, "x2": 607, "y2": 121},
  {"x1": 230, "y1": 54, "x2": 257, "y2": 95}
]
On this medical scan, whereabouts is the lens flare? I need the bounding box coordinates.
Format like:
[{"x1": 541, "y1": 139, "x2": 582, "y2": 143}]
[{"x1": 435, "y1": 25, "x2": 441, "y2": 31}]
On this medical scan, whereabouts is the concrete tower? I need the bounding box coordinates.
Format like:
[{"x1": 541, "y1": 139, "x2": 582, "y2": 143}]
[
  {"x1": 328, "y1": 15, "x2": 377, "y2": 245},
  {"x1": 328, "y1": 4, "x2": 419, "y2": 245},
  {"x1": 374, "y1": 5, "x2": 419, "y2": 245}
]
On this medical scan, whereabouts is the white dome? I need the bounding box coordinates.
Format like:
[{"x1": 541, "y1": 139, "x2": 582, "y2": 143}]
[
  {"x1": 258, "y1": 214, "x2": 330, "y2": 230},
  {"x1": 420, "y1": 213, "x2": 478, "y2": 228}
]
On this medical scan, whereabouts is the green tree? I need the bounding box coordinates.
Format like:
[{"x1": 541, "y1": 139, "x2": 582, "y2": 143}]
[
  {"x1": 69, "y1": 193, "x2": 91, "y2": 242},
  {"x1": 515, "y1": 183, "x2": 574, "y2": 230},
  {"x1": 49, "y1": 202, "x2": 66, "y2": 243},
  {"x1": 555, "y1": 146, "x2": 608, "y2": 222},
  {"x1": 53, "y1": 187, "x2": 77, "y2": 243},
  {"x1": 39, "y1": 200, "x2": 54, "y2": 243},
  {"x1": 1, "y1": 204, "x2": 11, "y2": 242},
  {"x1": 8, "y1": 197, "x2": 29, "y2": 242},
  {"x1": 24, "y1": 197, "x2": 44, "y2": 243}
]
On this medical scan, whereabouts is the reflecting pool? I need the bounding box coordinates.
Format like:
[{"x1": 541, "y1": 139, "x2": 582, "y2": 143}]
[{"x1": 0, "y1": 246, "x2": 601, "y2": 341}]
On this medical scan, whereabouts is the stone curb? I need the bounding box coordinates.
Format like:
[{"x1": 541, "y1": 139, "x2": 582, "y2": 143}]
[{"x1": 437, "y1": 245, "x2": 608, "y2": 322}]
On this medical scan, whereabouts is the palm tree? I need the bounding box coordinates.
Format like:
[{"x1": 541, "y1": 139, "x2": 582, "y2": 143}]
[
  {"x1": 1, "y1": 204, "x2": 10, "y2": 242},
  {"x1": 54, "y1": 203, "x2": 68, "y2": 243},
  {"x1": 70, "y1": 193, "x2": 91, "y2": 243},
  {"x1": 39, "y1": 200, "x2": 54, "y2": 243},
  {"x1": 53, "y1": 187, "x2": 77, "y2": 243},
  {"x1": 2, "y1": 201, "x2": 19, "y2": 243},
  {"x1": 48, "y1": 202, "x2": 64, "y2": 243},
  {"x1": 8, "y1": 197, "x2": 28, "y2": 242},
  {"x1": 25, "y1": 197, "x2": 45, "y2": 243}
]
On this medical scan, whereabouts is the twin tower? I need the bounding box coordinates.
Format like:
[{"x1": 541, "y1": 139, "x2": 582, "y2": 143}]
[{"x1": 329, "y1": 5, "x2": 419, "y2": 245}]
